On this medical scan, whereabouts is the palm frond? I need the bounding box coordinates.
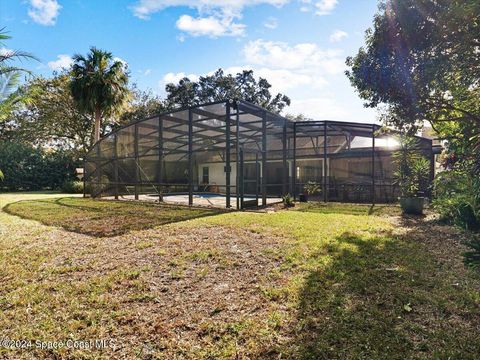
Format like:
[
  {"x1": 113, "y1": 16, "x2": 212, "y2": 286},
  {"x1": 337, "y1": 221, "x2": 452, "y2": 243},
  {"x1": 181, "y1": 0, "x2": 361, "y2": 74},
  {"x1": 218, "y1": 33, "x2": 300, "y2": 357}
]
[
  {"x1": 0, "y1": 27, "x2": 11, "y2": 43},
  {"x1": 0, "y1": 49, "x2": 38, "y2": 63},
  {"x1": 0, "y1": 72, "x2": 20, "y2": 102},
  {"x1": 0, "y1": 65, "x2": 32, "y2": 76}
]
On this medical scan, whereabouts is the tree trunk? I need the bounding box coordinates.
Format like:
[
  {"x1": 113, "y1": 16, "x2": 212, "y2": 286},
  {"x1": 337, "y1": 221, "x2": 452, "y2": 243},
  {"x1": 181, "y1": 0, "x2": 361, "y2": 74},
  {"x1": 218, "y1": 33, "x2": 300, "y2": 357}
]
[{"x1": 94, "y1": 108, "x2": 101, "y2": 142}]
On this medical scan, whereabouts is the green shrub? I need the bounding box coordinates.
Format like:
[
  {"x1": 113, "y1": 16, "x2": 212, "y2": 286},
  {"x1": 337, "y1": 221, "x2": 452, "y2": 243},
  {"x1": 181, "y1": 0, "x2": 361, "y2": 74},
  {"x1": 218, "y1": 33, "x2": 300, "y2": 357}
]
[
  {"x1": 0, "y1": 141, "x2": 77, "y2": 191},
  {"x1": 61, "y1": 180, "x2": 84, "y2": 194},
  {"x1": 282, "y1": 193, "x2": 295, "y2": 207},
  {"x1": 393, "y1": 136, "x2": 430, "y2": 197},
  {"x1": 304, "y1": 181, "x2": 320, "y2": 195},
  {"x1": 433, "y1": 169, "x2": 480, "y2": 268},
  {"x1": 433, "y1": 170, "x2": 480, "y2": 230}
]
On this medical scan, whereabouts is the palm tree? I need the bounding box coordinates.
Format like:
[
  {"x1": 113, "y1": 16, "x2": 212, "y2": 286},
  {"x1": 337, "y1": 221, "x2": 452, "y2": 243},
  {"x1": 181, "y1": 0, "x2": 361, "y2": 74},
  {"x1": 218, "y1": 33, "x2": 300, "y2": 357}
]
[
  {"x1": 0, "y1": 28, "x2": 37, "y2": 115},
  {"x1": 70, "y1": 47, "x2": 129, "y2": 142},
  {"x1": 0, "y1": 27, "x2": 37, "y2": 76},
  {"x1": 0, "y1": 28, "x2": 37, "y2": 181}
]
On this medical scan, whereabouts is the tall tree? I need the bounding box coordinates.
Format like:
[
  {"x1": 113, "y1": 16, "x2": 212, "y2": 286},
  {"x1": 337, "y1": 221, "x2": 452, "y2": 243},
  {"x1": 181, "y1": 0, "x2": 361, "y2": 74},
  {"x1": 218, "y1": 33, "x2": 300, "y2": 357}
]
[
  {"x1": 347, "y1": 0, "x2": 480, "y2": 253},
  {"x1": 5, "y1": 74, "x2": 96, "y2": 155},
  {"x1": 346, "y1": 0, "x2": 480, "y2": 133},
  {"x1": 119, "y1": 86, "x2": 166, "y2": 125},
  {"x1": 4, "y1": 74, "x2": 154, "y2": 156},
  {"x1": 70, "y1": 47, "x2": 130, "y2": 142},
  {"x1": 165, "y1": 69, "x2": 291, "y2": 114}
]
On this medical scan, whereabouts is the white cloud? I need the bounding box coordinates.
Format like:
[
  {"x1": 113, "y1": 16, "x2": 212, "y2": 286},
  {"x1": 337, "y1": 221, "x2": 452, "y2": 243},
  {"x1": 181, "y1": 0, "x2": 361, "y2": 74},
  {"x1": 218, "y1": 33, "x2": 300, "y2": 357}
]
[
  {"x1": 131, "y1": 0, "x2": 289, "y2": 37},
  {"x1": 113, "y1": 57, "x2": 129, "y2": 71},
  {"x1": 28, "y1": 0, "x2": 61, "y2": 26},
  {"x1": 113, "y1": 56, "x2": 127, "y2": 65},
  {"x1": 131, "y1": 0, "x2": 289, "y2": 19},
  {"x1": 160, "y1": 72, "x2": 200, "y2": 90},
  {"x1": 243, "y1": 39, "x2": 345, "y2": 74},
  {"x1": 176, "y1": 14, "x2": 245, "y2": 37},
  {"x1": 288, "y1": 97, "x2": 349, "y2": 119},
  {"x1": 158, "y1": 38, "x2": 344, "y2": 97},
  {"x1": 315, "y1": 0, "x2": 337, "y2": 16},
  {"x1": 159, "y1": 66, "x2": 326, "y2": 95},
  {"x1": 253, "y1": 67, "x2": 326, "y2": 91},
  {"x1": 0, "y1": 47, "x2": 14, "y2": 57},
  {"x1": 263, "y1": 17, "x2": 278, "y2": 29},
  {"x1": 220, "y1": 66, "x2": 325, "y2": 92},
  {"x1": 47, "y1": 54, "x2": 73, "y2": 70},
  {"x1": 329, "y1": 29, "x2": 348, "y2": 42}
]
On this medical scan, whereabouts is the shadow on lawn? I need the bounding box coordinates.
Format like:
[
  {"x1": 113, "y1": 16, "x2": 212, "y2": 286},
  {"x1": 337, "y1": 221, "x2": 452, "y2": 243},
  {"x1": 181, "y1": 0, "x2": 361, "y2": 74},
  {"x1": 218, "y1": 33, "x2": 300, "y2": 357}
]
[
  {"x1": 273, "y1": 229, "x2": 480, "y2": 359},
  {"x1": 296, "y1": 202, "x2": 402, "y2": 217},
  {"x1": 3, "y1": 197, "x2": 224, "y2": 238}
]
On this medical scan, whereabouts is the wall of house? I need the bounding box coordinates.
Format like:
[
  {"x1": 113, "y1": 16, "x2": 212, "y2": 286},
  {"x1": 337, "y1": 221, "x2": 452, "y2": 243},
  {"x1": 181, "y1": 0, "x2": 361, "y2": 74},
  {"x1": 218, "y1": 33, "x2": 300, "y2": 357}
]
[{"x1": 196, "y1": 162, "x2": 237, "y2": 193}]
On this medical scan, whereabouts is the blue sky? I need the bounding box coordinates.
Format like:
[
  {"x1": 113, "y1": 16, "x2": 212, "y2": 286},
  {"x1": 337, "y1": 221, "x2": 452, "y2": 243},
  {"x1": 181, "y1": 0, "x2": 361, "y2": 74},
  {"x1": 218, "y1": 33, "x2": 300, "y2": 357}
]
[{"x1": 2, "y1": 0, "x2": 380, "y2": 122}]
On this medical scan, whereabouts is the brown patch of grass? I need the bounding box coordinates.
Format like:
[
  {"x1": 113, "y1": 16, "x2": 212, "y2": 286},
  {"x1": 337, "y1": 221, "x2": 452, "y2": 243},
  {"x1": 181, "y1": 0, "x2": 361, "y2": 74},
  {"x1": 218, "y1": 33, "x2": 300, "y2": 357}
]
[
  {"x1": 1, "y1": 193, "x2": 479, "y2": 359},
  {"x1": 3, "y1": 197, "x2": 222, "y2": 237}
]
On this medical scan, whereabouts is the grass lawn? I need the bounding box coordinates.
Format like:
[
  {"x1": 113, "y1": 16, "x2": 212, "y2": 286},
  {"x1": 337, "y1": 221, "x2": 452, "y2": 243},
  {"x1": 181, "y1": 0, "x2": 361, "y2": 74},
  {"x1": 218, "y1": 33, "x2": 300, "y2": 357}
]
[{"x1": 0, "y1": 193, "x2": 479, "y2": 359}]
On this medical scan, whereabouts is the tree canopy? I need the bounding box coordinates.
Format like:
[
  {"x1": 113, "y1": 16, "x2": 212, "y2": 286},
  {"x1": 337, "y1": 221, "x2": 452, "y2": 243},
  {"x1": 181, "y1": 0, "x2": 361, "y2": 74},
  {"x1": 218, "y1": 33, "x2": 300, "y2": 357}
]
[
  {"x1": 164, "y1": 69, "x2": 291, "y2": 114},
  {"x1": 347, "y1": 0, "x2": 480, "y2": 234},
  {"x1": 5, "y1": 74, "x2": 98, "y2": 155},
  {"x1": 70, "y1": 47, "x2": 130, "y2": 141},
  {"x1": 346, "y1": 0, "x2": 480, "y2": 133},
  {"x1": 3, "y1": 74, "x2": 163, "y2": 156}
]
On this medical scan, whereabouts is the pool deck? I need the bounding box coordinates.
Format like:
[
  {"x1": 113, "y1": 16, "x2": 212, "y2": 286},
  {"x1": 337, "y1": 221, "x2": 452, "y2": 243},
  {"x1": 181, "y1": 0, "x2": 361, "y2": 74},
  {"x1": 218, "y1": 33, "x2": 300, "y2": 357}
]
[{"x1": 104, "y1": 194, "x2": 282, "y2": 209}]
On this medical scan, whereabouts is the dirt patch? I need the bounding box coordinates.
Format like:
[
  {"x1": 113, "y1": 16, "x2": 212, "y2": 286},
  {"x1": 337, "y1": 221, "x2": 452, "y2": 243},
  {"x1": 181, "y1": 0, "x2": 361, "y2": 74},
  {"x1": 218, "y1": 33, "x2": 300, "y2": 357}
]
[{"x1": 1, "y1": 222, "x2": 288, "y2": 359}]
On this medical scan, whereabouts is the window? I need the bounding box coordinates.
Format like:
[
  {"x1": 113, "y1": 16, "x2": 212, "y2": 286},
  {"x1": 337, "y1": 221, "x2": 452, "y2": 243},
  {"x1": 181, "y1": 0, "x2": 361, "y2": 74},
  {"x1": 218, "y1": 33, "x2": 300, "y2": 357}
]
[{"x1": 202, "y1": 166, "x2": 209, "y2": 184}]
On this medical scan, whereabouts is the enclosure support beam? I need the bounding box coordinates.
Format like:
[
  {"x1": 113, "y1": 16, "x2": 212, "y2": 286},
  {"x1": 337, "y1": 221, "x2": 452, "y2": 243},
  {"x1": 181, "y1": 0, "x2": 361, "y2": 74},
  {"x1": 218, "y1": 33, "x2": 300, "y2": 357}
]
[
  {"x1": 429, "y1": 139, "x2": 435, "y2": 198},
  {"x1": 239, "y1": 148, "x2": 244, "y2": 209},
  {"x1": 225, "y1": 102, "x2": 231, "y2": 208},
  {"x1": 282, "y1": 120, "x2": 287, "y2": 196},
  {"x1": 236, "y1": 105, "x2": 240, "y2": 210},
  {"x1": 96, "y1": 143, "x2": 102, "y2": 198},
  {"x1": 114, "y1": 133, "x2": 119, "y2": 200},
  {"x1": 188, "y1": 109, "x2": 193, "y2": 206},
  {"x1": 255, "y1": 152, "x2": 260, "y2": 205},
  {"x1": 82, "y1": 159, "x2": 86, "y2": 198},
  {"x1": 293, "y1": 122, "x2": 297, "y2": 200},
  {"x1": 261, "y1": 111, "x2": 267, "y2": 206},
  {"x1": 158, "y1": 117, "x2": 163, "y2": 202},
  {"x1": 323, "y1": 122, "x2": 328, "y2": 203},
  {"x1": 371, "y1": 124, "x2": 376, "y2": 205},
  {"x1": 134, "y1": 124, "x2": 139, "y2": 200}
]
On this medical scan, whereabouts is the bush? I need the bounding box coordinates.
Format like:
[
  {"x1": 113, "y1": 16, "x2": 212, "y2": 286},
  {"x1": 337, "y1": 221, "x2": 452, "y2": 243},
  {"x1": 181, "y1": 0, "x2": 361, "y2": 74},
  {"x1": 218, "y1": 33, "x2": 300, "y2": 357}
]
[
  {"x1": 304, "y1": 181, "x2": 320, "y2": 195},
  {"x1": 61, "y1": 180, "x2": 84, "y2": 194},
  {"x1": 393, "y1": 136, "x2": 431, "y2": 198},
  {"x1": 433, "y1": 169, "x2": 480, "y2": 230},
  {"x1": 0, "y1": 141, "x2": 77, "y2": 191},
  {"x1": 433, "y1": 169, "x2": 480, "y2": 268},
  {"x1": 282, "y1": 193, "x2": 295, "y2": 207}
]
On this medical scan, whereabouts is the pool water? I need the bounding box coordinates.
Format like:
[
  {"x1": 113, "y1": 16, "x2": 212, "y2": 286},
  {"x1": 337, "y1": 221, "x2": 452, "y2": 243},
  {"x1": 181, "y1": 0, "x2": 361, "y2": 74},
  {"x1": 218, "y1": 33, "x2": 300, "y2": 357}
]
[{"x1": 194, "y1": 193, "x2": 224, "y2": 199}]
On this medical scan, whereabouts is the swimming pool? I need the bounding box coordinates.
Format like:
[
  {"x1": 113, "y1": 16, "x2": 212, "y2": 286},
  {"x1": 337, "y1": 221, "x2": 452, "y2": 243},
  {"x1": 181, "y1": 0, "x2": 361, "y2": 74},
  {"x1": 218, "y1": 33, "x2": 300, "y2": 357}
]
[{"x1": 194, "y1": 193, "x2": 224, "y2": 198}]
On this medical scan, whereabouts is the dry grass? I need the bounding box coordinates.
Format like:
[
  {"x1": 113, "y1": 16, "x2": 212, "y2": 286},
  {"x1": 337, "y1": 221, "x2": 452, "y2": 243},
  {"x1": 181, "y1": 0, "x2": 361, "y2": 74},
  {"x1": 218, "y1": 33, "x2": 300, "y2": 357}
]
[{"x1": 1, "y1": 193, "x2": 479, "y2": 359}]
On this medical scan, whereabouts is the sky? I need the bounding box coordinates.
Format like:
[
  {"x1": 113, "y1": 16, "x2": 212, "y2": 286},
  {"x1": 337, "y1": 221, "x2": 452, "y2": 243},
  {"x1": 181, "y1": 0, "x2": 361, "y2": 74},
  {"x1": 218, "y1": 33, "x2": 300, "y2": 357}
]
[{"x1": 1, "y1": 0, "x2": 381, "y2": 122}]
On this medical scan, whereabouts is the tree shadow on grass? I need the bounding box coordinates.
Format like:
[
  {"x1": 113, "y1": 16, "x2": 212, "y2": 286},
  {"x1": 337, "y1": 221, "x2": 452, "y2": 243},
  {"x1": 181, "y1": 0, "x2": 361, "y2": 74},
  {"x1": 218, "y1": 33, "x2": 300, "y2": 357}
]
[
  {"x1": 3, "y1": 197, "x2": 224, "y2": 238},
  {"x1": 275, "y1": 230, "x2": 480, "y2": 359},
  {"x1": 296, "y1": 202, "x2": 402, "y2": 217}
]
